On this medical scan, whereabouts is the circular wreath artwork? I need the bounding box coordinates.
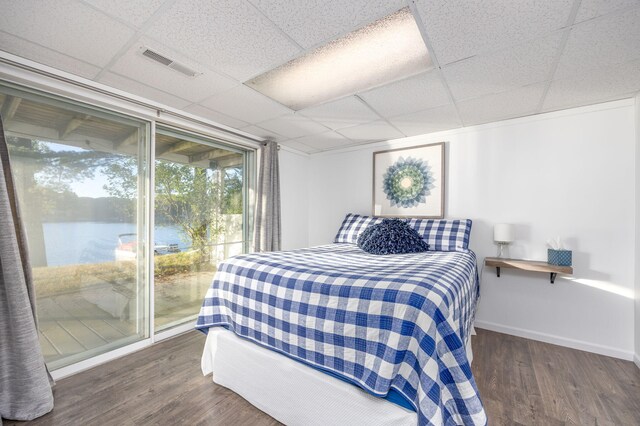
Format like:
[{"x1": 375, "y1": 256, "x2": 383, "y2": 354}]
[{"x1": 382, "y1": 156, "x2": 434, "y2": 208}]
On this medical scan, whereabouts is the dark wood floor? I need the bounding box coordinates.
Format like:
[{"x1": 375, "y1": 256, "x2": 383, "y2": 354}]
[
  {"x1": 5, "y1": 329, "x2": 640, "y2": 426},
  {"x1": 473, "y1": 330, "x2": 640, "y2": 425}
]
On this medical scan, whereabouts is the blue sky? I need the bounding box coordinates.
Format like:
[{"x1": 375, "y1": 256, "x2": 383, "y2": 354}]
[{"x1": 70, "y1": 176, "x2": 110, "y2": 198}]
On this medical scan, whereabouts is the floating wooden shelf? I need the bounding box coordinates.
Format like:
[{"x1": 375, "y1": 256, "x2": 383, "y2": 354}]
[{"x1": 484, "y1": 257, "x2": 573, "y2": 284}]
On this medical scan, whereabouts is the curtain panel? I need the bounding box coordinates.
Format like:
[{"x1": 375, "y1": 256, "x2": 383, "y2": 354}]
[
  {"x1": 0, "y1": 114, "x2": 54, "y2": 421},
  {"x1": 253, "y1": 140, "x2": 281, "y2": 252}
]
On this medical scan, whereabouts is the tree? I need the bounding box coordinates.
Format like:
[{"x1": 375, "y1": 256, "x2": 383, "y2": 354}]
[
  {"x1": 153, "y1": 160, "x2": 224, "y2": 263},
  {"x1": 221, "y1": 166, "x2": 243, "y2": 214},
  {"x1": 102, "y1": 157, "x2": 243, "y2": 263},
  {"x1": 7, "y1": 135, "x2": 244, "y2": 265}
]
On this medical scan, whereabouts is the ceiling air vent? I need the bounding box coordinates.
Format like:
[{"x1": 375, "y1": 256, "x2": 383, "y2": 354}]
[{"x1": 140, "y1": 47, "x2": 201, "y2": 78}]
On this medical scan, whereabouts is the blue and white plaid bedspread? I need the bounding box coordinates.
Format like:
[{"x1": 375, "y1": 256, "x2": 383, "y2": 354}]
[{"x1": 196, "y1": 244, "x2": 486, "y2": 426}]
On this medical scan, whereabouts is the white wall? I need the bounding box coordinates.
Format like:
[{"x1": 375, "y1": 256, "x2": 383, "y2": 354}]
[
  {"x1": 635, "y1": 93, "x2": 640, "y2": 367},
  {"x1": 279, "y1": 148, "x2": 310, "y2": 250},
  {"x1": 307, "y1": 99, "x2": 637, "y2": 359}
]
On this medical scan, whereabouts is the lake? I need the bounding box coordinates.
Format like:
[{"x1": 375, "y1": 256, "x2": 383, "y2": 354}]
[{"x1": 43, "y1": 222, "x2": 188, "y2": 266}]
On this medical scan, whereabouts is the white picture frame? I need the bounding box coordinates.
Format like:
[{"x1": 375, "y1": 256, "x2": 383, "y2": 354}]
[{"x1": 372, "y1": 142, "x2": 445, "y2": 218}]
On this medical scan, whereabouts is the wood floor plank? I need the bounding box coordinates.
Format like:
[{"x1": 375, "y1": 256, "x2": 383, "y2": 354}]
[
  {"x1": 5, "y1": 328, "x2": 640, "y2": 426},
  {"x1": 37, "y1": 296, "x2": 74, "y2": 319},
  {"x1": 82, "y1": 319, "x2": 128, "y2": 341},
  {"x1": 102, "y1": 317, "x2": 136, "y2": 335},
  {"x1": 57, "y1": 320, "x2": 108, "y2": 350},
  {"x1": 529, "y1": 339, "x2": 583, "y2": 424},
  {"x1": 51, "y1": 295, "x2": 110, "y2": 320},
  {"x1": 52, "y1": 294, "x2": 135, "y2": 336},
  {"x1": 37, "y1": 294, "x2": 131, "y2": 365},
  {"x1": 39, "y1": 321, "x2": 85, "y2": 355},
  {"x1": 38, "y1": 332, "x2": 59, "y2": 357}
]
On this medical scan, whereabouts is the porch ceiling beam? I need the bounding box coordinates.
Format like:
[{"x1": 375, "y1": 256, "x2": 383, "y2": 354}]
[
  {"x1": 157, "y1": 140, "x2": 197, "y2": 156},
  {"x1": 1, "y1": 96, "x2": 22, "y2": 121},
  {"x1": 188, "y1": 148, "x2": 231, "y2": 163},
  {"x1": 59, "y1": 114, "x2": 91, "y2": 139},
  {"x1": 114, "y1": 129, "x2": 139, "y2": 149},
  {"x1": 208, "y1": 153, "x2": 243, "y2": 169}
]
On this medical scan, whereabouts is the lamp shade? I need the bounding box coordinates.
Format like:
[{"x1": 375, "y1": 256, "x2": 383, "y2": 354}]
[{"x1": 494, "y1": 224, "x2": 514, "y2": 243}]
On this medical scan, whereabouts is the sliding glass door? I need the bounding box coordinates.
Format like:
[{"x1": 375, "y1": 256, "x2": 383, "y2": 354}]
[
  {"x1": 0, "y1": 83, "x2": 253, "y2": 370},
  {"x1": 1, "y1": 85, "x2": 149, "y2": 370},
  {"x1": 153, "y1": 128, "x2": 246, "y2": 332}
]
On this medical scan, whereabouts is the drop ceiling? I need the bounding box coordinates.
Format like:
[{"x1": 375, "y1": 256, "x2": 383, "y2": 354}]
[{"x1": 1, "y1": 0, "x2": 639, "y2": 154}]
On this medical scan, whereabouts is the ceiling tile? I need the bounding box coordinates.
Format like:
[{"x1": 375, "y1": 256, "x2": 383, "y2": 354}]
[
  {"x1": 98, "y1": 71, "x2": 191, "y2": 109},
  {"x1": 0, "y1": 31, "x2": 101, "y2": 79},
  {"x1": 292, "y1": 131, "x2": 352, "y2": 151},
  {"x1": 415, "y1": 0, "x2": 574, "y2": 65},
  {"x1": 388, "y1": 104, "x2": 462, "y2": 137},
  {"x1": 183, "y1": 104, "x2": 249, "y2": 129},
  {"x1": 555, "y1": 7, "x2": 640, "y2": 79},
  {"x1": 279, "y1": 139, "x2": 319, "y2": 153},
  {"x1": 240, "y1": 124, "x2": 283, "y2": 140},
  {"x1": 358, "y1": 71, "x2": 450, "y2": 118},
  {"x1": 336, "y1": 120, "x2": 404, "y2": 142},
  {"x1": 109, "y1": 37, "x2": 237, "y2": 103},
  {"x1": 82, "y1": 0, "x2": 165, "y2": 28},
  {"x1": 457, "y1": 83, "x2": 547, "y2": 126},
  {"x1": 0, "y1": 0, "x2": 135, "y2": 67},
  {"x1": 298, "y1": 96, "x2": 379, "y2": 130},
  {"x1": 574, "y1": 0, "x2": 640, "y2": 23},
  {"x1": 443, "y1": 32, "x2": 562, "y2": 101},
  {"x1": 250, "y1": 0, "x2": 406, "y2": 49},
  {"x1": 543, "y1": 59, "x2": 640, "y2": 112},
  {"x1": 200, "y1": 85, "x2": 291, "y2": 123},
  {"x1": 145, "y1": 0, "x2": 301, "y2": 81},
  {"x1": 257, "y1": 114, "x2": 329, "y2": 139}
]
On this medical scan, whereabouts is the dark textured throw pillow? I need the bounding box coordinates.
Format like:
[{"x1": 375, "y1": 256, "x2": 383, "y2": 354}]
[{"x1": 357, "y1": 218, "x2": 429, "y2": 255}]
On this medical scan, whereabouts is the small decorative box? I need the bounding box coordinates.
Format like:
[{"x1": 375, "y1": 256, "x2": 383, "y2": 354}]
[{"x1": 548, "y1": 249, "x2": 572, "y2": 266}]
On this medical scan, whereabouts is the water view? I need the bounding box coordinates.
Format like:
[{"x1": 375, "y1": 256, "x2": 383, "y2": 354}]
[{"x1": 42, "y1": 222, "x2": 188, "y2": 267}]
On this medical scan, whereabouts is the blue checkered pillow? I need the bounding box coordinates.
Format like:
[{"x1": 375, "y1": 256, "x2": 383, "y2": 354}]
[
  {"x1": 335, "y1": 214, "x2": 472, "y2": 251},
  {"x1": 334, "y1": 213, "x2": 382, "y2": 243},
  {"x1": 406, "y1": 218, "x2": 472, "y2": 252}
]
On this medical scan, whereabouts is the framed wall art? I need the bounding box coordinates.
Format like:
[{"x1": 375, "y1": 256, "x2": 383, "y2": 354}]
[{"x1": 372, "y1": 142, "x2": 445, "y2": 218}]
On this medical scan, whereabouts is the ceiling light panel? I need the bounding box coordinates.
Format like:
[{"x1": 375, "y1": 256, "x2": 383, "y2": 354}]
[{"x1": 245, "y1": 7, "x2": 432, "y2": 110}]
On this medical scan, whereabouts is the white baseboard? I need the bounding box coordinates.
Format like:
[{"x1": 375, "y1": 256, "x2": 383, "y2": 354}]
[
  {"x1": 634, "y1": 353, "x2": 640, "y2": 370},
  {"x1": 474, "y1": 320, "x2": 634, "y2": 361}
]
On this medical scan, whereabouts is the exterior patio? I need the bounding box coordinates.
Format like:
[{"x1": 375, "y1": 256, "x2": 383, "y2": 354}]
[{"x1": 37, "y1": 269, "x2": 214, "y2": 369}]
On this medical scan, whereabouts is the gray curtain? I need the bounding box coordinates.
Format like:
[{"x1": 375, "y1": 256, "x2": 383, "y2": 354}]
[
  {"x1": 253, "y1": 140, "x2": 281, "y2": 252},
  {"x1": 0, "y1": 114, "x2": 54, "y2": 421}
]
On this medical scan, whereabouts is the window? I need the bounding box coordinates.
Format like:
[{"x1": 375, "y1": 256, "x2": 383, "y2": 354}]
[
  {"x1": 2, "y1": 86, "x2": 149, "y2": 369},
  {"x1": 153, "y1": 128, "x2": 246, "y2": 332},
  {"x1": 1, "y1": 83, "x2": 254, "y2": 370}
]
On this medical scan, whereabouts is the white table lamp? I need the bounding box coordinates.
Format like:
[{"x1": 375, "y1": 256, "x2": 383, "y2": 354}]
[{"x1": 494, "y1": 224, "x2": 514, "y2": 258}]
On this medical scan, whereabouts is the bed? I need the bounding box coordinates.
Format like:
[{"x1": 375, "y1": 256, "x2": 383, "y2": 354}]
[{"x1": 196, "y1": 215, "x2": 487, "y2": 426}]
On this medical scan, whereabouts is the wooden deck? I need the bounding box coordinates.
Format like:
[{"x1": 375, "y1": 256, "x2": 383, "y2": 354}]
[
  {"x1": 37, "y1": 273, "x2": 212, "y2": 367},
  {"x1": 37, "y1": 293, "x2": 138, "y2": 366}
]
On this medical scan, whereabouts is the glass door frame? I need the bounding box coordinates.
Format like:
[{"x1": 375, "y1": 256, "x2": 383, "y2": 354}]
[
  {"x1": 0, "y1": 81, "x2": 154, "y2": 371},
  {"x1": 150, "y1": 124, "x2": 252, "y2": 336},
  {"x1": 0, "y1": 57, "x2": 260, "y2": 379}
]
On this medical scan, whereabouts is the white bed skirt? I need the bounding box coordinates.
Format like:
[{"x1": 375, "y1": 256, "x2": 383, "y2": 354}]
[{"x1": 201, "y1": 328, "x2": 474, "y2": 426}]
